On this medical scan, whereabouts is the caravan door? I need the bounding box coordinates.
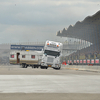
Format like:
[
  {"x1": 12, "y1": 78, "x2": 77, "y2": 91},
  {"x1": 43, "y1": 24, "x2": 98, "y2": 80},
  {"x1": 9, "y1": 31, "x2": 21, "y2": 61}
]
[{"x1": 17, "y1": 53, "x2": 20, "y2": 63}]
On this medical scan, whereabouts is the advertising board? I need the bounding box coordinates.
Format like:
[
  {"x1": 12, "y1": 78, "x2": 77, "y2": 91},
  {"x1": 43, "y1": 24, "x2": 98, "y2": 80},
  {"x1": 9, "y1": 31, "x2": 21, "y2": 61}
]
[
  {"x1": 77, "y1": 60, "x2": 79, "y2": 63},
  {"x1": 91, "y1": 59, "x2": 94, "y2": 64},
  {"x1": 80, "y1": 60, "x2": 82, "y2": 63},
  {"x1": 95, "y1": 59, "x2": 99, "y2": 64},
  {"x1": 11, "y1": 45, "x2": 44, "y2": 51},
  {"x1": 87, "y1": 59, "x2": 90, "y2": 63},
  {"x1": 74, "y1": 60, "x2": 76, "y2": 63},
  {"x1": 83, "y1": 60, "x2": 86, "y2": 63}
]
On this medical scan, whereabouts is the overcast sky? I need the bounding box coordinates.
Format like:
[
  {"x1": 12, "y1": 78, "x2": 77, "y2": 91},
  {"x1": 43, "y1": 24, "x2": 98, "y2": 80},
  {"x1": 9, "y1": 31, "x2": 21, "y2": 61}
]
[{"x1": 0, "y1": 0, "x2": 100, "y2": 44}]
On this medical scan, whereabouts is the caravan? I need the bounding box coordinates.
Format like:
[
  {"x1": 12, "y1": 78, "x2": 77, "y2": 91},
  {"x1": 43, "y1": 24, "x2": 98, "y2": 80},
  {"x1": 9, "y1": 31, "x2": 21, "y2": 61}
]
[{"x1": 10, "y1": 50, "x2": 43, "y2": 68}]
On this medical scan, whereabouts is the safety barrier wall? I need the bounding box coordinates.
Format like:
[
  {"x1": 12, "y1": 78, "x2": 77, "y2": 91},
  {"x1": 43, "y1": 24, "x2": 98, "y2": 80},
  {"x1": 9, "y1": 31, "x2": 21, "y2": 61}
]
[{"x1": 67, "y1": 59, "x2": 100, "y2": 65}]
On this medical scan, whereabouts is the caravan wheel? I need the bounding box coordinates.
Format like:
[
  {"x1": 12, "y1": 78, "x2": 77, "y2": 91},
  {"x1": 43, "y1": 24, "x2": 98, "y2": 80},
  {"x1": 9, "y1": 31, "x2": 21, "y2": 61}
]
[
  {"x1": 32, "y1": 65, "x2": 34, "y2": 68},
  {"x1": 25, "y1": 65, "x2": 28, "y2": 68},
  {"x1": 37, "y1": 66, "x2": 39, "y2": 68},
  {"x1": 34, "y1": 66, "x2": 36, "y2": 68},
  {"x1": 22, "y1": 64, "x2": 25, "y2": 68}
]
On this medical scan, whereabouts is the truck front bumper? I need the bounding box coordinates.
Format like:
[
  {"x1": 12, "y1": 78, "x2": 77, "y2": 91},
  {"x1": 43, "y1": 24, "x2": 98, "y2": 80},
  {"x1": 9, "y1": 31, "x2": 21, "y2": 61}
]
[{"x1": 41, "y1": 62, "x2": 59, "y2": 68}]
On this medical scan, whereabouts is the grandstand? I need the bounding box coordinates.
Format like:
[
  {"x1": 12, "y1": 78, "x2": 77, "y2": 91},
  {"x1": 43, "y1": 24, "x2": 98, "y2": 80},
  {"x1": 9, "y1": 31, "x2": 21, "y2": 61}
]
[{"x1": 57, "y1": 10, "x2": 100, "y2": 65}]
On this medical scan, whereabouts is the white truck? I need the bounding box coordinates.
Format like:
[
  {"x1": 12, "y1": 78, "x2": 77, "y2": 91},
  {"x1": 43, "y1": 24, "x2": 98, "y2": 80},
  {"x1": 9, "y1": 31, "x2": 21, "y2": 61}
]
[
  {"x1": 10, "y1": 50, "x2": 43, "y2": 68},
  {"x1": 41, "y1": 40, "x2": 63, "y2": 70}
]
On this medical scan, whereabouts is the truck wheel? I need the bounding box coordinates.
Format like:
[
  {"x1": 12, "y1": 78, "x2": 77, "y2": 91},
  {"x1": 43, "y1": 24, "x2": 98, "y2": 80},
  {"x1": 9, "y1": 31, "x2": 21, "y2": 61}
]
[
  {"x1": 46, "y1": 67, "x2": 48, "y2": 69},
  {"x1": 40, "y1": 66, "x2": 44, "y2": 69},
  {"x1": 58, "y1": 67, "x2": 61, "y2": 70},
  {"x1": 54, "y1": 64, "x2": 61, "y2": 70},
  {"x1": 58, "y1": 64, "x2": 61, "y2": 70}
]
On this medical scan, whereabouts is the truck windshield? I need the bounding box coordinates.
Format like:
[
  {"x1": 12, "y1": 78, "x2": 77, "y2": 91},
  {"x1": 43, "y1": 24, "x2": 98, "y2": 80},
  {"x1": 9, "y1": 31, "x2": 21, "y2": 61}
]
[{"x1": 44, "y1": 50, "x2": 60, "y2": 57}]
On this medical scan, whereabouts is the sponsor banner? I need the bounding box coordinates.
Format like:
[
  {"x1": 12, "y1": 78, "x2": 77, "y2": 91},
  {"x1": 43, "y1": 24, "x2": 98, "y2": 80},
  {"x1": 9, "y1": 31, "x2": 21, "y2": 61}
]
[
  {"x1": 77, "y1": 60, "x2": 79, "y2": 63},
  {"x1": 70, "y1": 60, "x2": 72, "y2": 63},
  {"x1": 74, "y1": 60, "x2": 76, "y2": 63},
  {"x1": 95, "y1": 59, "x2": 99, "y2": 64},
  {"x1": 91, "y1": 59, "x2": 94, "y2": 64},
  {"x1": 87, "y1": 59, "x2": 90, "y2": 63},
  {"x1": 80, "y1": 60, "x2": 82, "y2": 63},
  {"x1": 11, "y1": 45, "x2": 44, "y2": 51},
  {"x1": 83, "y1": 60, "x2": 86, "y2": 63}
]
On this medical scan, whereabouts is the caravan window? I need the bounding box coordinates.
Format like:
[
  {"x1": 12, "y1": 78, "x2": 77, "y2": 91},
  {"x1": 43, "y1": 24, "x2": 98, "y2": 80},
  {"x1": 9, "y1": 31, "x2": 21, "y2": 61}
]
[
  {"x1": 31, "y1": 55, "x2": 35, "y2": 59},
  {"x1": 22, "y1": 55, "x2": 25, "y2": 58},
  {"x1": 11, "y1": 54, "x2": 14, "y2": 58}
]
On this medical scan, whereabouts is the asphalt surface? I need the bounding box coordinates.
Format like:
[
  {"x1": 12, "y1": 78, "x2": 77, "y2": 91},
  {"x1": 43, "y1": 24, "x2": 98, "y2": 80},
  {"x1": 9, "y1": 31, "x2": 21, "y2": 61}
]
[{"x1": 0, "y1": 65, "x2": 100, "y2": 100}]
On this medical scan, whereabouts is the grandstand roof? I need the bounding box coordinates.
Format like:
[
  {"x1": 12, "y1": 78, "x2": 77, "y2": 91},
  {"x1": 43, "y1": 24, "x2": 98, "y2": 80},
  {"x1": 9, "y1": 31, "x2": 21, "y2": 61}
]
[{"x1": 56, "y1": 10, "x2": 100, "y2": 43}]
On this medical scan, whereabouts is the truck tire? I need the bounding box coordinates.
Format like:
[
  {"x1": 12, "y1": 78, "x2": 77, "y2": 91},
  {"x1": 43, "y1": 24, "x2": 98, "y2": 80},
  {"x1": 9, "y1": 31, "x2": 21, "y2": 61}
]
[
  {"x1": 54, "y1": 64, "x2": 61, "y2": 70},
  {"x1": 40, "y1": 66, "x2": 44, "y2": 69},
  {"x1": 58, "y1": 67, "x2": 61, "y2": 70},
  {"x1": 58, "y1": 64, "x2": 61, "y2": 70},
  {"x1": 41, "y1": 66, "x2": 48, "y2": 69}
]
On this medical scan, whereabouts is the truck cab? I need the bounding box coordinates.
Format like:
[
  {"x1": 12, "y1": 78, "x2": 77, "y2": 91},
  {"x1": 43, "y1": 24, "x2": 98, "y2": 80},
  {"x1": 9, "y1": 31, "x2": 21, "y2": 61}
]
[{"x1": 41, "y1": 40, "x2": 63, "y2": 70}]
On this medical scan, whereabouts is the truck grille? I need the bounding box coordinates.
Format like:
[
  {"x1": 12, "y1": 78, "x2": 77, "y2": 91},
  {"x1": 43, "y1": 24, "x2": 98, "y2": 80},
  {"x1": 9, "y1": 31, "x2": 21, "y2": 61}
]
[{"x1": 47, "y1": 57, "x2": 54, "y2": 63}]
